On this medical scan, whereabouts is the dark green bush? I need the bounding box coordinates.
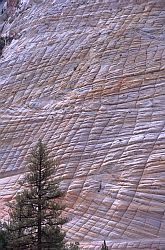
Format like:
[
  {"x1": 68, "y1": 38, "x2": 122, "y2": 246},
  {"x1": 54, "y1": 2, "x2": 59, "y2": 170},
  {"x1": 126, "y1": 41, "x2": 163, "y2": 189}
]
[
  {"x1": 101, "y1": 240, "x2": 108, "y2": 250},
  {"x1": 0, "y1": 37, "x2": 5, "y2": 53}
]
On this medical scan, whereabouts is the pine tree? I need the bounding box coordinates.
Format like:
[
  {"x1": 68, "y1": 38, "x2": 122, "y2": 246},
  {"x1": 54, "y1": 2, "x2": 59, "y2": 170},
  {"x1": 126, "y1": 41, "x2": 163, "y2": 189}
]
[
  {"x1": 101, "y1": 240, "x2": 108, "y2": 250},
  {"x1": 6, "y1": 140, "x2": 67, "y2": 250}
]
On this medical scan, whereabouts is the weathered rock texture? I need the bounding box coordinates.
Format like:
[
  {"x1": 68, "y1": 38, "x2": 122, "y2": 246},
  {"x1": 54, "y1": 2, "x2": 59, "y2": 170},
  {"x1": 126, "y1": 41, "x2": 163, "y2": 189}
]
[
  {"x1": 0, "y1": 0, "x2": 165, "y2": 249},
  {"x1": 7, "y1": 0, "x2": 18, "y2": 8}
]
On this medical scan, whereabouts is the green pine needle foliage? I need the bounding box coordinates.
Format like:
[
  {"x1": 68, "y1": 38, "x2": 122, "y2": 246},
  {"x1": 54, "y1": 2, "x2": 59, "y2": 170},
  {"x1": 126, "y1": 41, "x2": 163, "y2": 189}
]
[{"x1": 6, "y1": 140, "x2": 67, "y2": 250}]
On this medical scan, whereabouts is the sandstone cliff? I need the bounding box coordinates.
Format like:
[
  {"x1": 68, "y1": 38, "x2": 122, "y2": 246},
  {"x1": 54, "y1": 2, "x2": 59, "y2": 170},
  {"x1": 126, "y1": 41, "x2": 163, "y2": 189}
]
[{"x1": 0, "y1": 0, "x2": 165, "y2": 249}]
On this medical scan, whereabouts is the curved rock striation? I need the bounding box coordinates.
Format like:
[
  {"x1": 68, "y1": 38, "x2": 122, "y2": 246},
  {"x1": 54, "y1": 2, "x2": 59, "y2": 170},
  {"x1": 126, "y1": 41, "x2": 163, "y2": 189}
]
[{"x1": 0, "y1": 0, "x2": 165, "y2": 249}]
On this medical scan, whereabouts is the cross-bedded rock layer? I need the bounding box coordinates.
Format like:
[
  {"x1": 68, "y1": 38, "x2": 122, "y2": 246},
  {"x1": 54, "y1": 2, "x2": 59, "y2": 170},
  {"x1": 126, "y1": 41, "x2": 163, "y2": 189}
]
[{"x1": 0, "y1": 0, "x2": 165, "y2": 249}]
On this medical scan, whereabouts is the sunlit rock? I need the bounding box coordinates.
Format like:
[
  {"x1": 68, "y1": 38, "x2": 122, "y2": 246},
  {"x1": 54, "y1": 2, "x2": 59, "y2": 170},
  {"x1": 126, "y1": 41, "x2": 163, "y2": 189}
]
[{"x1": 0, "y1": 0, "x2": 165, "y2": 249}]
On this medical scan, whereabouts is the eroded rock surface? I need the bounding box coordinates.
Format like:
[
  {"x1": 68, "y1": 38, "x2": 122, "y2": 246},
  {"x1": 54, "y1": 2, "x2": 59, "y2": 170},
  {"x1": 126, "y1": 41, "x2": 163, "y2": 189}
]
[{"x1": 0, "y1": 0, "x2": 165, "y2": 249}]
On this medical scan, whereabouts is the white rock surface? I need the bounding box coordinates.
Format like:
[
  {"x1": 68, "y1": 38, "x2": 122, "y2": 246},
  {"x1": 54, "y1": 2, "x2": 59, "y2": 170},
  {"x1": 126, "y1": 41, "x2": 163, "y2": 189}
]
[{"x1": 0, "y1": 0, "x2": 165, "y2": 249}]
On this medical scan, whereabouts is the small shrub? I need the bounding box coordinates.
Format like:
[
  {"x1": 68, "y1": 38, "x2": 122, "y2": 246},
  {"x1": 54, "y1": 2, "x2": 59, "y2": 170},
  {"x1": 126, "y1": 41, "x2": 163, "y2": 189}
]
[
  {"x1": 0, "y1": 37, "x2": 5, "y2": 55},
  {"x1": 101, "y1": 240, "x2": 108, "y2": 250},
  {"x1": 0, "y1": 36, "x2": 14, "y2": 56}
]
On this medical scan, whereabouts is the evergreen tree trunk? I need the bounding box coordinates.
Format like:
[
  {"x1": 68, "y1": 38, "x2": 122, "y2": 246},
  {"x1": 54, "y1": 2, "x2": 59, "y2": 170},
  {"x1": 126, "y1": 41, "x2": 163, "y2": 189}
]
[
  {"x1": 38, "y1": 148, "x2": 42, "y2": 250},
  {"x1": 37, "y1": 197, "x2": 42, "y2": 250}
]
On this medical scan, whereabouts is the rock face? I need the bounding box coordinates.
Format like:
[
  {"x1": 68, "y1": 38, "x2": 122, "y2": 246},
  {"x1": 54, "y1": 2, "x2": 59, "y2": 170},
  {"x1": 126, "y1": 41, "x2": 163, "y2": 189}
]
[
  {"x1": 0, "y1": 0, "x2": 165, "y2": 249},
  {"x1": 6, "y1": 0, "x2": 18, "y2": 8}
]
